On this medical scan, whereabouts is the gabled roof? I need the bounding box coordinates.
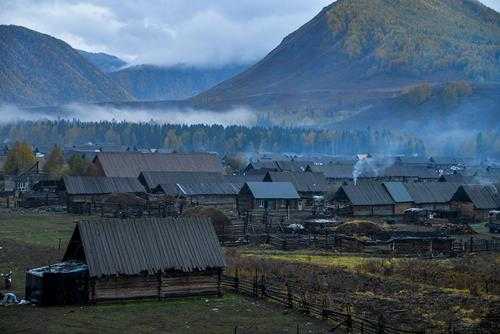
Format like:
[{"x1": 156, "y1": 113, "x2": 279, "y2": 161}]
[
  {"x1": 63, "y1": 218, "x2": 226, "y2": 277},
  {"x1": 264, "y1": 171, "x2": 329, "y2": 193},
  {"x1": 241, "y1": 182, "x2": 300, "y2": 199},
  {"x1": 94, "y1": 152, "x2": 224, "y2": 177},
  {"x1": 308, "y1": 163, "x2": 353, "y2": 179},
  {"x1": 335, "y1": 182, "x2": 394, "y2": 206},
  {"x1": 452, "y1": 185, "x2": 500, "y2": 209},
  {"x1": 63, "y1": 176, "x2": 146, "y2": 195},
  {"x1": 404, "y1": 182, "x2": 459, "y2": 204},
  {"x1": 383, "y1": 182, "x2": 413, "y2": 203},
  {"x1": 139, "y1": 171, "x2": 225, "y2": 191}
]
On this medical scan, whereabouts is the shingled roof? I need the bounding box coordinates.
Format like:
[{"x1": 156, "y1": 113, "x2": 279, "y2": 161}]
[
  {"x1": 264, "y1": 171, "x2": 329, "y2": 193},
  {"x1": 63, "y1": 218, "x2": 226, "y2": 277},
  {"x1": 404, "y1": 182, "x2": 459, "y2": 204},
  {"x1": 241, "y1": 182, "x2": 300, "y2": 199},
  {"x1": 451, "y1": 185, "x2": 500, "y2": 210},
  {"x1": 63, "y1": 176, "x2": 146, "y2": 195},
  {"x1": 94, "y1": 152, "x2": 224, "y2": 177},
  {"x1": 139, "y1": 171, "x2": 225, "y2": 192},
  {"x1": 335, "y1": 183, "x2": 394, "y2": 206}
]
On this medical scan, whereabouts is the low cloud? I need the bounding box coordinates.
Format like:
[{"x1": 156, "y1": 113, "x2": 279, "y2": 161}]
[{"x1": 0, "y1": 103, "x2": 258, "y2": 127}]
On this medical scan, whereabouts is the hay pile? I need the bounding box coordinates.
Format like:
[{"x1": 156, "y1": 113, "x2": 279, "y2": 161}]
[{"x1": 334, "y1": 220, "x2": 384, "y2": 237}]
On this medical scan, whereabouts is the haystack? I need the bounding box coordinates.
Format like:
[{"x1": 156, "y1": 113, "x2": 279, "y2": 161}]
[{"x1": 334, "y1": 220, "x2": 384, "y2": 237}]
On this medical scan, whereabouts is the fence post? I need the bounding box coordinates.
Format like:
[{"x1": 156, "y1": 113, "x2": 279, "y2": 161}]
[
  {"x1": 378, "y1": 315, "x2": 385, "y2": 334},
  {"x1": 345, "y1": 305, "x2": 353, "y2": 334},
  {"x1": 234, "y1": 325, "x2": 238, "y2": 334},
  {"x1": 260, "y1": 275, "x2": 266, "y2": 299},
  {"x1": 321, "y1": 297, "x2": 328, "y2": 320},
  {"x1": 286, "y1": 282, "x2": 293, "y2": 309},
  {"x1": 235, "y1": 269, "x2": 240, "y2": 293},
  {"x1": 253, "y1": 269, "x2": 258, "y2": 297},
  {"x1": 296, "y1": 323, "x2": 300, "y2": 334}
]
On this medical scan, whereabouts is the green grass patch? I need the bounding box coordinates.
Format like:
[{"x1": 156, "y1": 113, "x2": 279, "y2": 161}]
[
  {"x1": 0, "y1": 213, "x2": 76, "y2": 248},
  {"x1": 240, "y1": 249, "x2": 373, "y2": 270}
]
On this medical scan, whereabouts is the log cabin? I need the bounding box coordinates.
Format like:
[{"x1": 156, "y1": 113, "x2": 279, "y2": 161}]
[
  {"x1": 450, "y1": 185, "x2": 500, "y2": 221},
  {"x1": 29, "y1": 217, "x2": 226, "y2": 305},
  {"x1": 62, "y1": 176, "x2": 146, "y2": 214},
  {"x1": 237, "y1": 181, "x2": 300, "y2": 213},
  {"x1": 332, "y1": 182, "x2": 395, "y2": 216}
]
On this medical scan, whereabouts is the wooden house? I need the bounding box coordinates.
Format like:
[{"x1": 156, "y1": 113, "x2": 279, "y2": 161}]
[
  {"x1": 237, "y1": 182, "x2": 300, "y2": 213},
  {"x1": 403, "y1": 182, "x2": 459, "y2": 212},
  {"x1": 92, "y1": 152, "x2": 224, "y2": 178},
  {"x1": 62, "y1": 176, "x2": 146, "y2": 214},
  {"x1": 382, "y1": 182, "x2": 414, "y2": 214},
  {"x1": 54, "y1": 217, "x2": 226, "y2": 304},
  {"x1": 306, "y1": 163, "x2": 354, "y2": 185},
  {"x1": 332, "y1": 182, "x2": 395, "y2": 216},
  {"x1": 451, "y1": 185, "x2": 500, "y2": 221},
  {"x1": 263, "y1": 171, "x2": 330, "y2": 208},
  {"x1": 153, "y1": 182, "x2": 242, "y2": 213}
]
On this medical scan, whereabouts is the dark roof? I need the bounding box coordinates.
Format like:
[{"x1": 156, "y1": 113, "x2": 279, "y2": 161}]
[
  {"x1": 308, "y1": 163, "x2": 354, "y2": 179},
  {"x1": 335, "y1": 183, "x2": 394, "y2": 206},
  {"x1": 94, "y1": 152, "x2": 224, "y2": 177},
  {"x1": 383, "y1": 182, "x2": 413, "y2": 203},
  {"x1": 381, "y1": 165, "x2": 439, "y2": 179},
  {"x1": 241, "y1": 182, "x2": 300, "y2": 199},
  {"x1": 452, "y1": 185, "x2": 500, "y2": 209},
  {"x1": 275, "y1": 160, "x2": 311, "y2": 172},
  {"x1": 438, "y1": 174, "x2": 477, "y2": 184},
  {"x1": 245, "y1": 161, "x2": 279, "y2": 171},
  {"x1": 174, "y1": 182, "x2": 242, "y2": 196},
  {"x1": 63, "y1": 176, "x2": 145, "y2": 195},
  {"x1": 64, "y1": 218, "x2": 226, "y2": 277},
  {"x1": 404, "y1": 182, "x2": 459, "y2": 204},
  {"x1": 139, "y1": 171, "x2": 225, "y2": 191},
  {"x1": 264, "y1": 171, "x2": 329, "y2": 193}
]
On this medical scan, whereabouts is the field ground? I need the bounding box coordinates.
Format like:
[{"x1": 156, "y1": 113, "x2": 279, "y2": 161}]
[
  {"x1": 0, "y1": 294, "x2": 332, "y2": 334},
  {"x1": 1, "y1": 211, "x2": 498, "y2": 333},
  {"x1": 0, "y1": 212, "x2": 332, "y2": 333}
]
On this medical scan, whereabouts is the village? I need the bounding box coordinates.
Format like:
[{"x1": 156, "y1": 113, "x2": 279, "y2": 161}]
[{"x1": 0, "y1": 144, "x2": 499, "y2": 333}]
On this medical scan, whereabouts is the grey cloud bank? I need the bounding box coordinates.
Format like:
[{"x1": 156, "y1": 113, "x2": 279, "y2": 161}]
[{"x1": 0, "y1": 0, "x2": 332, "y2": 67}]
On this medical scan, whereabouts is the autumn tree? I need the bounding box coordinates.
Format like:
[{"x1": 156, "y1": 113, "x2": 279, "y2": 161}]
[
  {"x1": 3, "y1": 141, "x2": 36, "y2": 175},
  {"x1": 43, "y1": 145, "x2": 65, "y2": 178},
  {"x1": 67, "y1": 154, "x2": 90, "y2": 176}
]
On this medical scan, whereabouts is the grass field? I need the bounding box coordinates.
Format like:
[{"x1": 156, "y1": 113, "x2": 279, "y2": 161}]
[
  {"x1": 0, "y1": 212, "x2": 333, "y2": 333},
  {"x1": 0, "y1": 294, "x2": 331, "y2": 333}
]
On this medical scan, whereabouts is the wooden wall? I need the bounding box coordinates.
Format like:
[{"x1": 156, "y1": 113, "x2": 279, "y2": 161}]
[{"x1": 90, "y1": 271, "x2": 221, "y2": 302}]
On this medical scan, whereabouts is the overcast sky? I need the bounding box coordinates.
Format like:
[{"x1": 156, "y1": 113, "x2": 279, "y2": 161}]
[{"x1": 1, "y1": 0, "x2": 499, "y2": 68}]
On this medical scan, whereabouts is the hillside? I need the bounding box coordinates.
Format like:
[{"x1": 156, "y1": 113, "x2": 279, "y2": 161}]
[
  {"x1": 110, "y1": 64, "x2": 247, "y2": 101},
  {"x1": 0, "y1": 25, "x2": 133, "y2": 107},
  {"x1": 192, "y1": 0, "x2": 500, "y2": 127},
  {"x1": 78, "y1": 50, "x2": 127, "y2": 73}
]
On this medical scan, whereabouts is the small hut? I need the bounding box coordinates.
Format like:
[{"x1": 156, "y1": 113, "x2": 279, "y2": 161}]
[{"x1": 26, "y1": 217, "x2": 226, "y2": 305}]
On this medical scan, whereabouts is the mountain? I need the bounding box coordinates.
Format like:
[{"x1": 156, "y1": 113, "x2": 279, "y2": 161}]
[
  {"x1": 109, "y1": 64, "x2": 247, "y2": 101},
  {"x1": 192, "y1": 0, "x2": 500, "y2": 127},
  {"x1": 78, "y1": 50, "x2": 127, "y2": 72},
  {"x1": 0, "y1": 25, "x2": 133, "y2": 107}
]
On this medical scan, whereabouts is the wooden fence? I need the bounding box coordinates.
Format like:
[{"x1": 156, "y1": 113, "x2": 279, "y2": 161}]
[{"x1": 222, "y1": 271, "x2": 494, "y2": 334}]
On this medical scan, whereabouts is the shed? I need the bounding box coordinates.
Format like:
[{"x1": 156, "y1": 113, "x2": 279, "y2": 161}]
[
  {"x1": 332, "y1": 182, "x2": 395, "y2": 216},
  {"x1": 237, "y1": 182, "x2": 300, "y2": 212},
  {"x1": 403, "y1": 182, "x2": 459, "y2": 212},
  {"x1": 451, "y1": 185, "x2": 500, "y2": 221},
  {"x1": 62, "y1": 217, "x2": 226, "y2": 302},
  {"x1": 62, "y1": 176, "x2": 146, "y2": 214}
]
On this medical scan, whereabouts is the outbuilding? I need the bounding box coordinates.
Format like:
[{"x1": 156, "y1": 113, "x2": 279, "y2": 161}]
[{"x1": 34, "y1": 217, "x2": 227, "y2": 304}]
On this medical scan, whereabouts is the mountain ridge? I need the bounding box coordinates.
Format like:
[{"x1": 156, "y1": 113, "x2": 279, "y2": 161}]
[{"x1": 0, "y1": 25, "x2": 134, "y2": 107}]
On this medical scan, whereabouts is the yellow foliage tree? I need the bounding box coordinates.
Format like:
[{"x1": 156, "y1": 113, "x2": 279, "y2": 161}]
[
  {"x1": 3, "y1": 142, "x2": 36, "y2": 175},
  {"x1": 43, "y1": 145, "x2": 65, "y2": 178}
]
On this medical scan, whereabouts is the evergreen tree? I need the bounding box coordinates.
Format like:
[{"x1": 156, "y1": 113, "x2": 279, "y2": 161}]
[{"x1": 43, "y1": 145, "x2": 65, "y2": 178}]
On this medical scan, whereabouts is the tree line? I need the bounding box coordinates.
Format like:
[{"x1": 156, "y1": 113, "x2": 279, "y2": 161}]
[{"x1": 0, "y1": 120, "x2": 426, "y2": 157}]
